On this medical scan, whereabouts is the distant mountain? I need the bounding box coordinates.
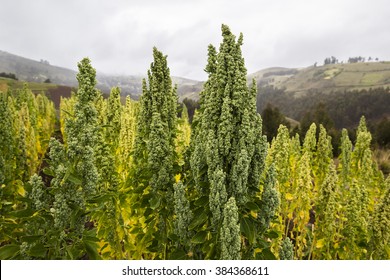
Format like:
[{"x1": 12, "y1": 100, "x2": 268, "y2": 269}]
[{"x1": 0, "y1": 50, "x2": 203, "y2": 99}]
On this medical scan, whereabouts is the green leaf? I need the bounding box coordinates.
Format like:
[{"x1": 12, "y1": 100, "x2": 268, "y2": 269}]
[
  {"x1": 204, "y1": 242, "x2": 216, "y2": 260},
  {"x1": 260, "y1": 248, "x2": 277, "y2": 260},
  {"x1": 21, "y1": 235, "x2": 42, "y2": 243},
  {"x1": 194, "y1": 196, "x2": 209, "y2": 207},
  {"x1": 191, "y1": 231, "x2": 208, "y2": 244},
  {"x1": 0, "y1": 244, "x2": 20, "y2": 259},
  {"x1": 149, "y1": 196, "x2": 161, "y2": 210},
  {"x1": 169, "y1": 249, "x2": 187, "y2": 260},
  {"x1": 100, "y1": 124, "x2": 113, "y2": 128},
  {"x1": 246, "y1": 201, "x2": 260, "y2": 211},
  {"x1": 42, "y1": 167, "x2": 55, "y2": 177},
  {"x1": 69, "y1": 208, "x2": 82, "y2": 229},
  {"x1": 87, "y1": 194, "x2": 111, "y2": 204},
  {"x1": 67, "y1": 245, "x2": 82, "y2": 260},
  {"x1": 144, "y1": 207, "x2": 153, "y2": 218},
  {"x1": 168, "y1": 234, "x2": 179, "y2": 242},
  {"x1": 65, "y1": 246, "x2": 74, "y2": 260},
  {"x1": 130, "y1": 226, "x2": 142, "y2": 234},
  {"x1": 133, "y1": 184, "x2": 145, "y2": 194},
  {"x1": 83, "y1": 233, "x2": 100, "y2": 243},
  {"x1": 240, "y1": 217, "x2": 256, "y2": 244},
  {"x1": 188, "y1": 211, "x2": 208, "y2": 230},
  {"x1": 146, "y1": 240, "x2": 159, "y2": 253},
  {"x1": 257, "y1": 238, "x2": 271, "y2": 249},
  {"x1": 263, "y1": 230, "x2": 280, "y2": 239},
  {"x1": 15, "y1": 196, "x2": 32, "y2": 203},
  {"x1": 8, "y1": 208, "x2": 35, "y2": 218},
  {"x1": 28, "y1": 243, "x2": 46, "y2": 258},
  {"x1": 84, "y1": 240, "x2": 101, "y2": 260},
  {"x1": 67, "y1": 173, "x2": 82, "y2": 185},
  {"x1": 153, "y1": 231, "x2": 165, "y2": 242}
]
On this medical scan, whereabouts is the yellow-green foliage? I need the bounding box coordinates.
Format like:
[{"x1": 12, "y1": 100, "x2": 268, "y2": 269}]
[
  {"x1": 0, "y1": 87, "x2": 55, "y2": 182},
  {"x1": 371, "y1": 177, "x2": 390, "y2": 259},
  {"x1": 269, "y1": 117, "x2": 387, "y2": 260},
  {"x1": 176, "y1": 104, "x2": 191, "y2": 166},
  {"x1": 59, "y1": 94, "x2": 76, "y2": 145},
  {"x1": 0, "y1": 86, "x2": 56, "y2": 251},
  {"x1": 266, "y1": 125, "x2": 290, "y2": 185},
  {"x1": 293, "y1": 152, "x2": 313, "y2": 259},
  {"x1": 312, "y1": 163, "x2": 340, "y2": 260},
  {"x1": 2, "y1": 80, "x2": 389, "y2": 261},
  {"x1": 35, "y1": 93, "x2": 56, "y2": 156},
  {"x1": 18, "y1": 103, "x2": 38, "y2": 177},
  {"x1": 118, "y1": 96, "x2": 138, "y2": 179}
]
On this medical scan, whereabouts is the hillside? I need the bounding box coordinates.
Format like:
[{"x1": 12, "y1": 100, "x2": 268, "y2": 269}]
[
  {"x1": 0, "y1": 50, "x2": 78, "y2": 86},
  {"x1": 249, "y1": 61, "x2": 390, "y2": 95},
  {"x1": 0, "y1": 77, "x2": 72, "y2": 108},
  {"x1": 249, "y1": 62, "x2": 390, "y2": 130},
  {"x1": 95, "y1": 74, "x2": 203, "y2": 100},
  {"x1": 0, "y1": 50, "x2": 203, "y2": 99}
]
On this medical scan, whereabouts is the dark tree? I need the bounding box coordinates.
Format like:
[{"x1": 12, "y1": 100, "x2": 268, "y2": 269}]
[
  {"x1": 300, "y1": 103, "x2": 341, "y2": 156},
  {"x1": 324, "y1": 58, "x2": 331, "y2": 65},
  {"x1": 300, "y1": 103, "x2": 334, "y2": 137},
  {"x1": 375, "y1": 117, "x2": 390, "y2": 148},
  {"x1": 0, "y1": 72, "x2": 18, "y2": 80},
  {"x1": 182, "y1": 98, "x2": 200, "y2": 123},
  {"x1": 324, "y1": 57, "x2": 338, "y2": 65},
  {"x1": 261, "y1": 103, "x2": 290, "y2": 142}
]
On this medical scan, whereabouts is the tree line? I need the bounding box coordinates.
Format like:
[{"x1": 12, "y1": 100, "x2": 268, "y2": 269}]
[
  {"x1": 0, "y1": 72, "x2": 18, "y2": 80},
  {"x1": 257, "y1": 85, "x2": 390, "y2": 148},
  {"x1": 323, "y1": 56, "x2": 380, "y2": 65}
]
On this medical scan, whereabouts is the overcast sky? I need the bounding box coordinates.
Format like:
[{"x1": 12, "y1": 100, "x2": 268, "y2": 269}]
[{"x1": 1, "y1": 0, "x2": 389, "y2": 80}]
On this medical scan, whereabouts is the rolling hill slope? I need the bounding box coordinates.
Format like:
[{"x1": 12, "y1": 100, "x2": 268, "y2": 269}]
[
  {"x1": 0, "y1": 50, "x2": 77, "y2": 86},
  {"x1": 0, "y1": 77, "x2": 73, "y2": 108},
  {"x1": 0, "y1": 50, "x2": 203, "y2": 99},
  {"x1": 248, "y1": 61, "x2": 390, "y2": 95}
]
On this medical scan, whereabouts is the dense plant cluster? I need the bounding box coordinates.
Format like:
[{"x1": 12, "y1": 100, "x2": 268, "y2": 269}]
[{"x1": 0, "y1": 25, "x2": 389, "y2": 260}]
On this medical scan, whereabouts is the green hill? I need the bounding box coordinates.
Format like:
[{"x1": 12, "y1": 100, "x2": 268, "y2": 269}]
[
  {"x1": 249, "y1": 62, "x2": 390, "y2": 130},
  {"x1": 0, "y1": 77, "x2": 72, "y2": 108},
  {"x1": 249, "y1": 61, "x2": 390, "y2": 95}
]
